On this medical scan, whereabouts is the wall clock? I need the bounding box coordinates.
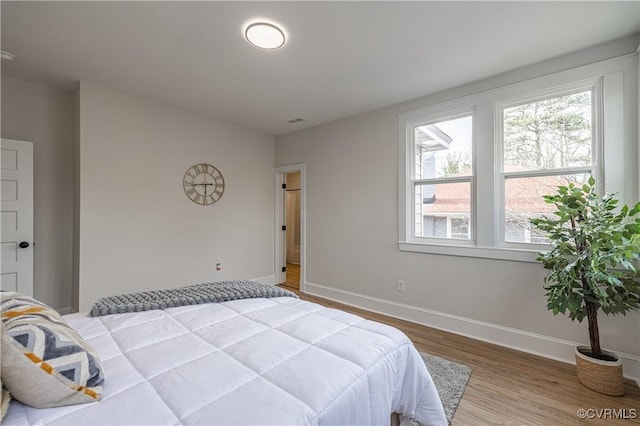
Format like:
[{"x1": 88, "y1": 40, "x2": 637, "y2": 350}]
[{"x1": 183, "y1": 163, "x2": 225, "y2": 205}]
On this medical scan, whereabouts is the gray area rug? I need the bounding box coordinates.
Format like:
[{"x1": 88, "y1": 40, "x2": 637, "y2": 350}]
[{"x1": 420, "y1": 352, "x2": 472, "y2": 424}]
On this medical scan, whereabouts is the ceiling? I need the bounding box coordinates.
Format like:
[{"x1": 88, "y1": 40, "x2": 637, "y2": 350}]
[{"x1": 2, "y1": 1, "x2": 639, "y2": 136}]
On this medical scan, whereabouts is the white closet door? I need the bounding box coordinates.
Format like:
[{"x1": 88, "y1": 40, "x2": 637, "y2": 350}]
[{"x1": 1, "y1": 139, "x2": 34, "y2": 296}]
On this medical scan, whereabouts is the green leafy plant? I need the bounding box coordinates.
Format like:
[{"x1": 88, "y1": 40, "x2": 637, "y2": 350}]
[{"x1": 530, "y1": 176, "x2": 640, "y2": 360}]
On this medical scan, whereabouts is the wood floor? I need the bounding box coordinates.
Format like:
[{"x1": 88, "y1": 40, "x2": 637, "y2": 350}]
[
  {"x1": 283, "y1": 263, "x2": 300, "y2": 290},
  {"x1": 278, "y1": 285, "x2": 640, "y2": 425}
]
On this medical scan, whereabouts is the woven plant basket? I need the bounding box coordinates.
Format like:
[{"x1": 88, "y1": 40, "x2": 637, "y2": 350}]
[{"x1": 575, "y1": 346, "x2": 624, "y2": 396}]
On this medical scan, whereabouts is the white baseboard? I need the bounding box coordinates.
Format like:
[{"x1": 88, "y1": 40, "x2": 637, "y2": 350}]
[
  {"x1": 252, "y1": 275, "x2": 276, "y2": 286},
  {"x1": 305, "y1": 282, "x2": 640, "y2": 385}
]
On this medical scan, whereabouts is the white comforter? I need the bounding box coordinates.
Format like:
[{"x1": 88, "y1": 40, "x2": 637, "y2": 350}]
[{"x1": 4, "y1": 297, "x2": 446, "y2": 425}]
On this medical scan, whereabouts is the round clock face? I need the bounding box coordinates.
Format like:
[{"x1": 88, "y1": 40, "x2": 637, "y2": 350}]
[{"x1": 183, "y1": 163, "x2": 225, "y2": 205}]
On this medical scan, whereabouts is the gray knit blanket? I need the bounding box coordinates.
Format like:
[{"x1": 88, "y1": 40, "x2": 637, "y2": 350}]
[{"x1": 89, "y1": 280, "x2": 298, "y2": 317}]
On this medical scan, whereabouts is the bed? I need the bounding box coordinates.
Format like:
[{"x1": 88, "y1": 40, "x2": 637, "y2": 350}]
[{"x1": 2, "y1": 287, "x2": 447, "y2": 425}]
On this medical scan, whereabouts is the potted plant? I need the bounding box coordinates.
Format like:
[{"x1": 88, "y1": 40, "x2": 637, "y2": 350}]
[{"x1": 530, "y1": 176, "x2": 640, "y2": 396}]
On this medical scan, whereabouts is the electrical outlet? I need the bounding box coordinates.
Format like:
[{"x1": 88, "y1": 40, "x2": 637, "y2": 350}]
[
  {"x1": 215, "y1": 263, "x2": 222, "y2": 272},
  {"x1": 397, "y1": 280, "x2": 405, "y2": 292}
]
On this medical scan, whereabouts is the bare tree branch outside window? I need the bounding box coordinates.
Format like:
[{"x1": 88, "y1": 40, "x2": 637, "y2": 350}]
[{"x1": 503, "y1": 91, "x2": 593, "y2": 243}]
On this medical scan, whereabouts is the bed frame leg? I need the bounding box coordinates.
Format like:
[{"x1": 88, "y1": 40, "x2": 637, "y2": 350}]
[{"x1": 391, "y1": 412, "x2": 400, "y2": 426}]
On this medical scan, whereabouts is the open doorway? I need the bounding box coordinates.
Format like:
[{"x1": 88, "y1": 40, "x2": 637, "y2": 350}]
[
  {"x1": 275, "y1": 164, "x2": 305, "y2": 292},
  {"x1": 284, "y1": 171, "x2": 301, "y2": 289}
]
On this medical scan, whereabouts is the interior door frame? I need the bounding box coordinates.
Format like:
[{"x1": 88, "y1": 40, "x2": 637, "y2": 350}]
[{"x1": 275, "y1": 163, "x2": 306, "y2": 292}]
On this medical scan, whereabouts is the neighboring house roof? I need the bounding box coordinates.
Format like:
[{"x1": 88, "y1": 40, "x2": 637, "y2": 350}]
[
  {"x1": 423, "y1": 173, "x2": 573, "y2": 215},
  {"x1": 415, "y1": 124, "x2": 452, "y2": 152}
]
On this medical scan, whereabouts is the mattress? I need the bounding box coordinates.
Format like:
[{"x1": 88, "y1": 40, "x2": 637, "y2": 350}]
[{"x1": 3, "y1": 296, "x2": 446, "y2": 425}]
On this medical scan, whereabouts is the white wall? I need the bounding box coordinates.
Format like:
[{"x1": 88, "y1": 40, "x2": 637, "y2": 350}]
[
  {"x1": 1, "y1": 75, "x2": 75, "y2": 311},
  {"x1": 276, "y1": 38, "x2": 640, "y2": 377},
  {"x1": 76, "y1": 82, "x2": 275, "y2": 311}
]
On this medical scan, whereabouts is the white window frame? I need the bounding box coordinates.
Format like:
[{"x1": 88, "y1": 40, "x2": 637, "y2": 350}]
[
  {"x1": 398, "y1": 55, "x2": 635, "y2": 262},
  {"x1": 495, "y1": 79, "x2": 603, "y2": 251},
  {"x1": 406, "y1": 108, "x2": 476, "y2": 246}
]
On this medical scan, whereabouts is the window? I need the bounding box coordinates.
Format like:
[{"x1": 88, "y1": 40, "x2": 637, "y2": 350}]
[
  {"x1": 411, "y1": 114, "x2": 474, "y2": 242},
  {"x1": 500, "y1": 90, "x2": 595, "y2": 245},
  {"x1": 399, "y1": 55, "x2": 632, "y2": 261}
]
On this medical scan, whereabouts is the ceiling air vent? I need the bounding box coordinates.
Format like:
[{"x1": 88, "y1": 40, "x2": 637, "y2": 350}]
[{"x1": 288, "y1": 118, "x2": 304, "y2": 124}]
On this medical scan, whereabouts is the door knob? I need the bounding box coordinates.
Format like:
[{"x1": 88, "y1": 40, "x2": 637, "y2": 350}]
[{"x1": 18, "y1": 241, "x2": 30, "y2": 249}]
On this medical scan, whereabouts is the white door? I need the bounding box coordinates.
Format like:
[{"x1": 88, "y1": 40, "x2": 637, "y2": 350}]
[{"x1": 1, "y1": 139, "x2": 34, "y2": 296}]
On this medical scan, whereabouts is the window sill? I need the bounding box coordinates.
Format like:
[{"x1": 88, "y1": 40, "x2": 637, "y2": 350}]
[{"x1": 398, "y1": 241, "x2": 542, "y2": 263}]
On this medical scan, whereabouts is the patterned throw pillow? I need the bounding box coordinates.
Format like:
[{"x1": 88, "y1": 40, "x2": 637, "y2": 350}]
[
  {"x1": 0, "y1": 377, "x2": 10, "y2": 421},
  {"x1": 0, "y1": 292, "x2": 104, "y2": 408}
]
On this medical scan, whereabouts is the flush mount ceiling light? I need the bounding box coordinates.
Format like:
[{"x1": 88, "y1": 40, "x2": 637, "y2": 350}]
[{"x1": 245, "y1": 22, "x2": 285, "y2": 50}]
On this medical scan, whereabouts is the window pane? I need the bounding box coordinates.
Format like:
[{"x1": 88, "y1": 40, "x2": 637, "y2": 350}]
[
  {"x1": 504, "y1": 173, "x2": 589, "y2": 243},
  {"x1": 416, "y1": 182, "x2": 471, "y2": 239},
  {"x1": 450, "y1": 218, "x2": 470, "y2": 239},
  {"x1": 423, "y1": 216, "x2": 447, "y2": 238},
  {"x1": 503, "y1": 91, "x2": 592, "y2": 171},
  {"x1": 414, "y1": 115, "x2": 473, "y2": 179}
]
